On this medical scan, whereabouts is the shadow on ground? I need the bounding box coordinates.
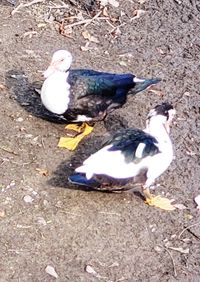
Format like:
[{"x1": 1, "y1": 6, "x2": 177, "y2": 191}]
[{"x1": 5, "y1": 70, "x2": 67, "y2": 124}]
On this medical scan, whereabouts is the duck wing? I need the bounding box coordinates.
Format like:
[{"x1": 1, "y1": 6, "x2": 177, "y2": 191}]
[{"x1": 103, "y1": 128, "x2": 160, "y2": 164}]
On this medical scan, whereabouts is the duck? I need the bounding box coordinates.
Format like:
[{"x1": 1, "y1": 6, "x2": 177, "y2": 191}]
[
  {"x1": 41, "y1": 50, "x2": 161, "y2": 150},
  {"x1": 68, "y1": 102, "x2": 176, "y2": 210}
]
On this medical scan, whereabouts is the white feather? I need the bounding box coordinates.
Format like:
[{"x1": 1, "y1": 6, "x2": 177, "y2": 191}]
[
  {"x1": 133, "y1": 77, "x2": 145, "y2": 83},
  {"x1": 135, "y1": 143, "x2": 146, "y2": 158},
  {"x1": 75, "y1": 115, "x2": 92, "y2": 122},
  {"x1": 41, "y1": 71, "x2": 70, "y2": 114}
]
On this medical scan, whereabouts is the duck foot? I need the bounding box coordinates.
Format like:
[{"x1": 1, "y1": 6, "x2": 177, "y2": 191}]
[
  {"x1": 58, "y1": 123, "x2": 94, "y2": 150},
  {"x1": 143, "y1": 188, "x2": 176, "y2": 211}
]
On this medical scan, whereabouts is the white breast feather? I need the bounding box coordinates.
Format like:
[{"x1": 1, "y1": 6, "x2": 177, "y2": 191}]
[{"x1": 41, "y1": 72, "x2": 70, "y2": 114}]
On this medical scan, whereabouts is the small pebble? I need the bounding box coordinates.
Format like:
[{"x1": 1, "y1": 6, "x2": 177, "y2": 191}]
[
  {"x1": 45, "y1": 265, "x2": 58, "y2": 279},
  {"x1": 43, "y1": 199, "x2": 49, "y2": 206},
  {"x1": 85, "y1": 265, "x2": 98, "y2": 277},
  {"x1": 23, "y1": 195, "x2": 34, "y2": 203},
  {"x1": 25, "y1": 134, "x2": 33, "y2": 139},
  {"x1": 16, "y1": 117, "x2": 23, "y2": 122},
  {"x1": 194, "y1": 195, "x2": 200, "y2": 209},
  {"x1": 0, "y1": 209, "x2": 6, "y2": 217},
  {"x1": 154, "y1": 246, "x2": 162, "y2": 253},
  {"x1": 37, "y1": 217, "x2": 47, "y2": 226}
]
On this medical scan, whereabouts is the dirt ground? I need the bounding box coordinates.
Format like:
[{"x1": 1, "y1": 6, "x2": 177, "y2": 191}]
[{"x1": 0, "y1": 0, "x2": 200, "y2": 281}]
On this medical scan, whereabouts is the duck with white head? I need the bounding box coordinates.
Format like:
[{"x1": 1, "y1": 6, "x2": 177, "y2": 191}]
[{"x1": 41, "y1": 49, "x2": 162, "y2": 150}]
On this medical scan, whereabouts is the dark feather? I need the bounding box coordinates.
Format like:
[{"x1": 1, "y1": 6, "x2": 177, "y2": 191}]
[
  {"x1": 55, "y1": 68, "x2": 161, "y2": 122},
  {"x1": 69, "y1": 168, "x2": 148, "y2": 191},
  {"x1": 103, "y1": 128, "x2": 160, "y2": 163}
]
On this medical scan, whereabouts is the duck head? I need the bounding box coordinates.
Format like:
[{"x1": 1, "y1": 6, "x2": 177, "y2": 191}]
[
  {"x1": 146, "y1": 102, "x2": 176, "y2": 134},
  {"x1": 43, "y1": 50, "x2": 73, "y2": 78}
]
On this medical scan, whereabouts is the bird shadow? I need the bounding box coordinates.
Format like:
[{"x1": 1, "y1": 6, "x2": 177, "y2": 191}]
[
  {"x1": 103, "y1": 112, "x2": 129, "y2": 135},
  {"x1": 48, "y1": 129, "x2": 144, "y2": 201},
  {"x1": 48, "y1": 111, "x2": 130, "y2": 190},
  {"x1": 5, "y1": 70, "x2": 67, "y2": 124},
  {"x1": 48, "y1": 134, "x2": 104, "y2": 191}
]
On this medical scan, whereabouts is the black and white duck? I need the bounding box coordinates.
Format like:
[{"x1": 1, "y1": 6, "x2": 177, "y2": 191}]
[
  {"x1": 68, "y1": 102, "x2": 176, "y2": 210},
  {"x1": 41, "y1": 50, "x2": 161, "y2": 150}
]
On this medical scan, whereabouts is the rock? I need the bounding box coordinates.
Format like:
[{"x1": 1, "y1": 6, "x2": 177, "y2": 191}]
[
  {"x1": 23, "y1": 195, "x2": 34, "y2": 203},
  {"x1": 36, "y1": 217, "x2": 47, "y2": 226},
  {"x1": 0, "y1": 209, "x2": 6, "y2": 218},
  {"x1": 16, "y1": 117, "x2": 23, "y2": 122},
  {"x1": 45, "y1": 265, "x2": 58, "y2": 278}
]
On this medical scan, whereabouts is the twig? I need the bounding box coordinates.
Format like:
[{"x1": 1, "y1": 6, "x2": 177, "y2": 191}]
[
  {"x1": 11, "y1": 0, "x2": 44, "y2": 16},
  {"x1": 0, "y1": 146, "x2": 18, "y2": 155},
  {"x1": 163, "y1": 247, "x2": 177, "y2": 277},
  {"x1": 63, "y1": 19, "x2": 93, "y2": 28},
  {"x1": 84, "y1": 10, "x2": 102, "y2": 27},
  {"x1": 178, "y1": 222, "x2": 200, "y2": 239},
  {"x1": 41, "y1": 137, "x2": 45, "y2": 149},
  {"x1": 98, "y1": 211, "x2": 121, "y2": 216},
  {"x1": 109, "y1": 22, "x2": 126, "y2": 34},
  {"x1": 48, "y1": 0, "x2": 68, "y2": 9},
  {"x1": 106, "y1": 19, "x2": 115, "y2": 29},
  {"x1": 60, "y1": 11, "x2": 104, "y2": 30}
]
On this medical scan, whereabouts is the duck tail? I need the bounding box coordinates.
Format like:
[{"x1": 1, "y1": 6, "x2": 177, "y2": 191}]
[
  {"x1": 68, "y1": 173, "x2": 101, "y2": 188},
  {"x1": 131, "y1": 77, "x2": 162, "y2": 94}
]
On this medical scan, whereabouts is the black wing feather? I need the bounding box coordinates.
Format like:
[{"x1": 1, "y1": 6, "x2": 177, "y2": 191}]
[{"x1": 103, "y1": 128, "x2": 160, "y2": 163}]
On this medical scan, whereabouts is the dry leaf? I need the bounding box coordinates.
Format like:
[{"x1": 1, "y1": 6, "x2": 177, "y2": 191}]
[
  {"x1": 102, "y1": 6, "x2": 109, "y2": 17},
  {"x1": 37, "y1": 23, "x2": 46, "y2": 28},
  {"x1": 45, "y1": 265, "x2": 58, "y2": 279},
  {"x1": 100, "y1": 0, "x2": 119, "y2": 7},
  {"x1": 100, "y1": 0, "x2": 107, "y2": 6},
  {"x1": 184, "y1": 213, "x2": 193, "y2": 220},
  {"x1": 80, "y1": 42, "x2": 90, "y2": 52},
  {"x1": 0, "y1": 84, "x2": 7, "y2": 91},
  {"x1": 168, "y1": 246, "x2": 189, "y2": 254},
  {"x1": 36, "y1": 168, "x2": 49, "y2": 176},
  {"x1": 157, "y1": 47, "x2": 165, "y2": 55},
  {"x1": 119, "y1": 61, "x2": 127, "y2": 67},
  {"x1": 108, "y1": 0, "x2": 119, "y2": 7},
  {"x1": 85, "y1": 265, "x2": 97, "y2": 276},
  {"x1": 145, "y1": 196, "x2": 176, "y2": 211},
  {"x1": 80, "y1": 46, "x2": 90, "y2": 51},
  {"x1": 148, "y1": 88, "x2": 164, "y2": 97},
  {"x1": 22, "y1": 31, "x2": 37, "y2": 38},
  {"x1": 82, "y1": 30, "x2": 99, "y2": 43},
  {"x1": 59, "y1": 21, "x2": 73, "y2": 38},
  {"x1": 131, "y1": 9, "x2": 146, "y2": 20},
  {"x1": 173, "y1": 203, "x2": 187, "y2": 210}
]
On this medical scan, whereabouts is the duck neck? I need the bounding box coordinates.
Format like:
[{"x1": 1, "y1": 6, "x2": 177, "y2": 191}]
[{"x1": 144, "y1": 116, "x2": 170, "y2": 143}]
